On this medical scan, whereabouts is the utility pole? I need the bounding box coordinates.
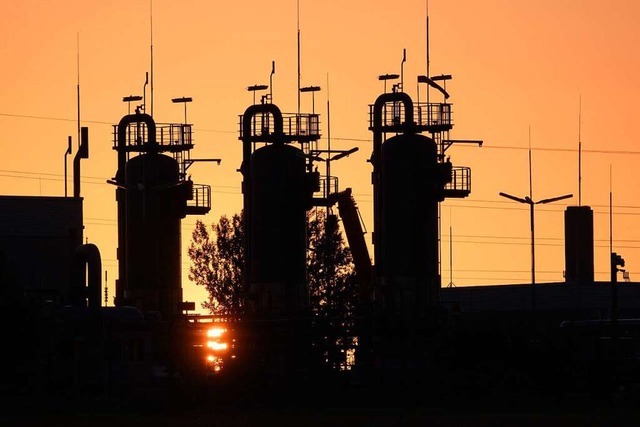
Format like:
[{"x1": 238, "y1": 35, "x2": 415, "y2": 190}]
[{"x1": 499, "y1": 192, "x2": 573, "y2": 309}]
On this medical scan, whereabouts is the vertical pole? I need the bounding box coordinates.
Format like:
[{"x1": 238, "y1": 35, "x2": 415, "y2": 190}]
[
  {"x1": 449, "y1": 224, "x2": 453, "y2": 286},
  {"x1": 610, "y1": 165, "x2": 613, "y2": 271},
  {"x1": 297, "y1": 0, "x2": 301, "y2": 117},
  {"x1": 578, "y1": 95, "x2": 582, "y2": 206},
  {"x1": 529, "y1": 127, "x2": 535, "y2": 309},
  {"x1": 77, "y1": 33, "x2": 81, "y2": 153},
  {"x1": 611, "y1": 253, "x2": 618, "y2": 312},
  {"x1": 610, "y1": 167, "x2": 617, "y2": 332},
  {"x1": 150, "y1": 0, "x2": 154, "y2": 117},
  {"x1": 528, "y1": 127, "x2": 532, "y2": 200},
  {"x1": 326, "y1": 75, "x2": 331, "y2": 201},
  {"x1": 65, "y1": 136, "x2": 71, "y2": 197},
  {"x1": 530, "y1": 202, "x2": 536, "y2": 310},
  {"x1": 270, "y1": 60, "x2": 275, "y2": 103},
  {"x1": 400, "y1": 49, "x2": 406, "y2": 92},
  {"x1": 426, "y1": 0, "x2": 430, "y2": 107}
]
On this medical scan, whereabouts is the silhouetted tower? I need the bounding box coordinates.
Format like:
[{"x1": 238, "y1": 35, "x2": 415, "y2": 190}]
[
  {"x1": 370, "y1": 73, "x2": 478, "y2": 324},
  {"x1": 564, "y1": 206, "x2": 594, "y2": 283},
  {"x1": 111, "y1": 109, "x2": 211, "y2": 320},
  {"x1": 239, "y1": 96, "x2": 320, "y2": 318},
  {"x1": 564, "y1": 101, "x2": 594, "y2": 284}
]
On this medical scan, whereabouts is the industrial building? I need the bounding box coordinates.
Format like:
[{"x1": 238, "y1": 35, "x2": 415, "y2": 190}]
[
  {"x1": 0, "y1": 195, "x2": 83, "y2": 306},
  {"x1": 2, "y1": 53, "x2": 640, "y2": 410}
]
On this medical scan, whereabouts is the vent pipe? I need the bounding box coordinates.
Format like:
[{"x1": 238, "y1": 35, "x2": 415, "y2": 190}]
[
  {"x1": 73, "y1": 127, "x2": 89, "y2": 198},
  {"x1": 70, "y1": 243, "x2": 102, "y2": 309}
]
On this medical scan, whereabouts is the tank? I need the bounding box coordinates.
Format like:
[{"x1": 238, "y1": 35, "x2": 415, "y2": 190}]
[
  {"x1": 564, "y1": 205, "x2": 594, "y2": 283},
  {"x1": 249, "y1": 143, "x2": 308, "y2": 315},
  {"x1": 124, "y1": 153, "x2": 183, "y2": 318},
  {"x1": 380, "y1": 132, "x2": 440, "y2": 315}
]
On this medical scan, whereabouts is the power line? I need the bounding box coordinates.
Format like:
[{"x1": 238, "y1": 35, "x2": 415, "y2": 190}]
[
  {"x1": 478, "y1": 144, "x2": 640, "y2": 156},
  {"x1": 0, "y1": 112, "x2": 112, "y2": 126},
  {"x1": 3, "y1": 111, "x2": 640, "y2": 156}
]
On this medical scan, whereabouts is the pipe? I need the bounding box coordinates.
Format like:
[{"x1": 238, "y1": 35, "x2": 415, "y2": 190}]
[
  {"x1": 64, "y1": 136, "x2": 72, "y2": 197},
  {"x1": 71, "y1": 243, "x2": 102, "y2": 309},
  {"x1": 371, "y1": 92, "x2": 414, "y2": 161},
  {"x1": 73, "y1": 127, "x2": 89, "y2": 198},
  {"x1": 116, "y1": 113, "x2": 157, "y2": 177}
]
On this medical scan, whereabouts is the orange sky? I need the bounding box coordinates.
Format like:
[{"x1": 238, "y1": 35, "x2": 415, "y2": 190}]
[{"x1": 1, "y1": 0, "x2": 639, "y2": 310}]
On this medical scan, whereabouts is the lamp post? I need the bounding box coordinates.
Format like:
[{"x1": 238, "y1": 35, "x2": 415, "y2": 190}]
[
  {"x1": 122, "y1": 95, "x2": 143, "y2": 115},
  {"x1": 247, "y1": 84, "x2": 268, "y2": 105},
  {"x1": 499, "y1": 192, "x2": 573, "y2": 308},
  {"x1": 300, "y1": 85, "x2": 321, "y2": 114},
  {"x1": 171, "y1": 97, "x2": 193, "y2": 124},
  {"x1": 378, "y1": 73, "x2": 399, "y2": 94}
]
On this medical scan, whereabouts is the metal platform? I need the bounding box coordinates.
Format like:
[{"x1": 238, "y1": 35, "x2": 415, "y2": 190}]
[
  {"x1": 368, "y1": 101, "x2": 453, "y2": 134},
  {"x1": 239, "y1": 112, "x2": 321, "y2": 143},
  {"x1": 443, "y1": 166, "x2": 471, "y2": 198},
  {"x1": 186, "y1": 183, "x2": 211, "y2": 215}
]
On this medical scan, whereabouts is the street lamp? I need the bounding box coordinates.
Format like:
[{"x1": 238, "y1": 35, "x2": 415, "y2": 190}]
[
  {"x1": 378, "y1": 73, "x2": 399, "y2": 94},
  {"x1": 499, "y1": 191, "x2": 573, "y2": 308},
  {"x1": 123, "y1": 95, "x2": 143, "y2": 115},
  {"x1": 171, "y1": 97, "x2": 193, "y2": 124},
  {"x1": 247, "y1": 84, "x2": 268, "y2": 105},
  {"x1": 300, "y1": 85, "x2": 321, "y2": 114}
]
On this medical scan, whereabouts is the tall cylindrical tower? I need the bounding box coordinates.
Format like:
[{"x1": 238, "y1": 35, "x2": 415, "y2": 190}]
[
  {"x1": 124, "y1": 153, "x2": 183, "y2": 317},
  {"x1": 380, "y1": 132, "x2": 441, "y2": 316},
  {"x1": 564, "y1": 205, "x2": 594, "y2": 283},
  {"x1": 249, "y1": 143, "x2": 309, "y2": 315},
  {"x1": 112, "y1": 112, "x2": 212, "y2": 320},
  {"x1": 369, "y1": 88, "x2": 472, "y2": 323}
]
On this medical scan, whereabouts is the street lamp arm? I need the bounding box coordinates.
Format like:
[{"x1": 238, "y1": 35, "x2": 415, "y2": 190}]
[
  {"x1": 417, "y1": 75, "x2": 450, "y2": 99},
  {"x1": 536, "y1": 193, "x2": 573, "y2": 205},
  {"x1": 499, "y1": 192, "x2": 528, "y2": 204}
]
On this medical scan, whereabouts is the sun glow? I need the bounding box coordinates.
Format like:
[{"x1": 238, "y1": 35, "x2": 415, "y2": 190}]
[
  {"x1": 201, "y1": 324, "x2": 233, "y2": 375},
  {"x1": 207, "y1": 341, "x2": 228, "y2": 351},
  {"x1": 207, "y1": 327, "x2": 226, "y2": 338}
]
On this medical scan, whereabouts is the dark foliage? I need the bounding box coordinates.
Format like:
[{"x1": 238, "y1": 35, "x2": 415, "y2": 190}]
[{"x1": 188, "y1": 214, "x2": 244, "y2": 315}]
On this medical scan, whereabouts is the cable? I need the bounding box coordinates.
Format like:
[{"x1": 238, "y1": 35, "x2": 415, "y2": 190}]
[
  {"x1": 0, "y1": 112, "x2": 112, "y2": 126},
  {"x1": 3, "y1": 111, "x2": 640, "y2": 156}
]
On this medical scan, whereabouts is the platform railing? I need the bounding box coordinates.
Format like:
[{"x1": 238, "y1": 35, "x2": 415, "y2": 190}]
[
  {"x1": 187, "y1": 183, "x2": 211, "y2": 211},
  {"x1": 314, "y1": 175, "x2": 339, "y2": 200},
  {"x1": 239, "y1": 112, "x2": 320, "y2": 140},
  {"x1": 444, "y1": 166, "x2": 471, "y2": 194},
  {"x1": 367, "y1": 101, "x2": 453, "y2": 131},
  {"x1": 113, "y1": 123, "x2": 193, "y2": 149}
]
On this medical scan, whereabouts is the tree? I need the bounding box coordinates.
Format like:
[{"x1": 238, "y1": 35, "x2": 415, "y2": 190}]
[
  {"x1": 188, "y1": 213, "x2": 244, "y2": 315},
  {"x1": 188, "y1": 209, "x2": 359, "y2": 368},
  {"x1": 307, "y1": 208, "x2": 359, "y2": 370}
]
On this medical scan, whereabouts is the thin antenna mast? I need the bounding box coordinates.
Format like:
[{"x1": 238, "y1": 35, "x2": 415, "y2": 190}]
[
  {"x1": 297, "y1": 0, "x2": 301, "y2": 116},
  {"x1": 326, "y1": 73, "x2": 331, "y2": 200},
  {"x1": 150, "y1": 0, "x2": 154, "y2": 117},
  {"x1": 578, "y1": 95, "x2": 582, "y2": 206},
  {"x1": 77, "y1": 33, "x2": 81, "y2": 150},
  {"x1": 528, "y1": 126, "x2": 533, "y2": 200},
  {"x1": 529, "y1": 127, "x2": 535, "y2": 290},
  {"x1": 448, "y1": 207, "x2": 454, "y2": 287},
  {"x1": 610, "y1": 165, "x2": 613, "y2": 259},
  {"x1": 426, "y1": 0, "x2": 430, "y2": 105}
]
